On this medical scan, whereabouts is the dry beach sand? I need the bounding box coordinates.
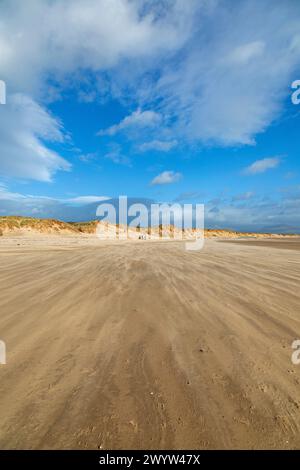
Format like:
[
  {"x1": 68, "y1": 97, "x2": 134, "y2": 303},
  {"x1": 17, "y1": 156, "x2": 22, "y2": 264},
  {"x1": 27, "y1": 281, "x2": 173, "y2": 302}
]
[{"x1": 0, "y1": 236, "x2": 300, "y2": 449}]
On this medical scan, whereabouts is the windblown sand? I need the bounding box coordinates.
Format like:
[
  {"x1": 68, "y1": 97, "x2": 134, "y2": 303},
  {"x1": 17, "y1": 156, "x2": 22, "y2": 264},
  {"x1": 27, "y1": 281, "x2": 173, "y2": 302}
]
[{"x1": 0, "y1": 237, "x2": 300, "y2": 449}]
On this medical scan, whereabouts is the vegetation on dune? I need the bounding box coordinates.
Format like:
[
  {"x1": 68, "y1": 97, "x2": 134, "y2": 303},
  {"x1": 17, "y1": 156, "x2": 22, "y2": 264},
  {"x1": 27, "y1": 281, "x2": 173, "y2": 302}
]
[
  {"x1": 69, "y1": 220, "x2": 99, "y2": 233},
  {"x1": 0, "y1": 216, "x2": 80, "y2": 234},
  {"x1": 0, "y1": 216, "x2": 295, "y2": 238}
]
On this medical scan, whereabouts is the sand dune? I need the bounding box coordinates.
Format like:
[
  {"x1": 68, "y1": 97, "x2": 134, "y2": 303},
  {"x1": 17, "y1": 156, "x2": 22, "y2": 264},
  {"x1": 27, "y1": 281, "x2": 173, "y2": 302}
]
[
  {"x1": 0, "y1": 238, "x2": 300, "y2": 449},
  {"x1": 0, "y1": 215, "x2": 296, "y2": 240}
]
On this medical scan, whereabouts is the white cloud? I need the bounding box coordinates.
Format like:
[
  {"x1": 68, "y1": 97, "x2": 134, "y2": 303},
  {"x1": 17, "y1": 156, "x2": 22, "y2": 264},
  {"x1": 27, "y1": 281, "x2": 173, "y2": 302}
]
[
  {"x1": 78, "y1": 152, "x2": 97, "y2": 163},
  {"x1": 0, "y1": 0, "x2": 299, "y2": 181},
  {"x1": 66, "y1": 196, "x2": 110, "y2": 204},
  {"x1": 228, "y1": 41, "x2": 265, "y2": 65},
  {"x1": 150, "y1": 0, "x2": 300, "y2": 146},
  {"x1": 104, "y1": 143, "x2": 131, "y2": 165},
  {"x1": 0, "y1": 93, "x2": 70, "y2": 181},
  {"x1": 232, "y1": 191, "x2": 255, "y2": 201},
  {"x1": 0, "y1": 184, "x2": 27, "y2": 201},
  {"x1": 0, "y1": 0, "x2": 194, "y2": 97},
  {"x1": 0, "y1": 185, "x2": 109, "y2": 206},
  {"x1": 139, "y1": 140, "x2": 178, "y2": 152},
  {"x1": 151, "y1": 171, "x2": 182, "y2": 185},
  {"x1": 205, "y1": 191, "x2": 300, "y2": 233},
  {"x1": 0, "y1": 0, "x2": 195, "y2": 180},
  {"x1": 243, "y1": 157, "x2": 280, "y2": 175},
  {"x1": 98, "y1": 109, "x2": 162, "y2": 136},
  {"x1": 1, "y1": 184, "x2": 300, "y2": 233}
]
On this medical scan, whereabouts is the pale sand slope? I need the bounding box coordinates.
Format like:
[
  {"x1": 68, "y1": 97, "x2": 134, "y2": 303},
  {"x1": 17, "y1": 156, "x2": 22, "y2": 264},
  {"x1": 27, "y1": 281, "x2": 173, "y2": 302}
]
[{"x1": 0, "y1": 238, "x2": 300, "y2": 449}]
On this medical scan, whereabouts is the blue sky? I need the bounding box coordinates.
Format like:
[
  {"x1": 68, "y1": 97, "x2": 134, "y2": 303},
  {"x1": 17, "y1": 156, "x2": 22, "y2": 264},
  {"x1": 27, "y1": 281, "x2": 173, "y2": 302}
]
[{"x1": 0, "y1": 0, "x2": 300, "y2": 231}]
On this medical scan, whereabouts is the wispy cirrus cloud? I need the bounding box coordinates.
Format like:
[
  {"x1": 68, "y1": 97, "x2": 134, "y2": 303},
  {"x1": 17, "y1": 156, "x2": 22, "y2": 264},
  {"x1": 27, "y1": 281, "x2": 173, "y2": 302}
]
[
  {"x1": 232, "y1": 191, "x2": 255, "y2": 201},
  {"x1": 174, "y1": 191, "x2": 206, "y2": 202},
  {"x1": 0, "y1": 185, "x2": 109, "y2": 206},
  {"x1": 145, "y1": 0, "x2": 300, "y2": 146},
  {"x1": 104, "y1": 143, "x2": 131, "y2": 166},
  {"x1": 228, "y1": 41, "x2": 265, "y2": 65},
  {"x1": 139, "y1": 140, "x2": 178, "y2": 152},
  {"x1": 65, "y1": 196, "x2": 109, "y2": 205},
  {"x1": 78, "y1": 152, "x2": 97, "y2": 163}
]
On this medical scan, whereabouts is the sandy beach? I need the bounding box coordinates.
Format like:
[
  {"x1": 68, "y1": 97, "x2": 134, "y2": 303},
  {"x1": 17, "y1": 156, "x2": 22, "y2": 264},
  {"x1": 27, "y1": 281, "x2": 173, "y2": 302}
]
[{"x1": 0, "y1": 237, "x2": 300, "y2": 449}]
